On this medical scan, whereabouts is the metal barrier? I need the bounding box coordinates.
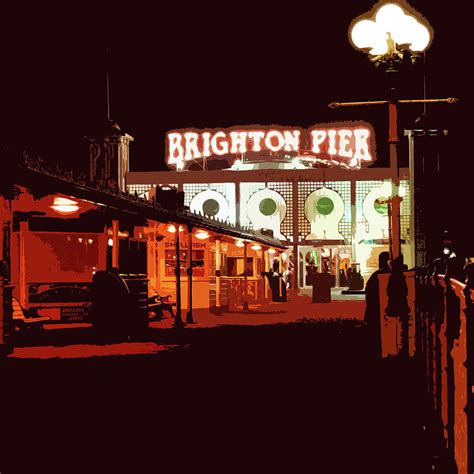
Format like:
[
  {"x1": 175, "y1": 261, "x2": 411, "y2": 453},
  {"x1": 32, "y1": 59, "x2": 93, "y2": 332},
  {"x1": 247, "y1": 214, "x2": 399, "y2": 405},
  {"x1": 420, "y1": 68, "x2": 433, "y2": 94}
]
[
  {"x1": 210, "y1": 277, "x2": 265, "y2": 313},
  {"x1": 415, "y1": 262, "x2": 473, "y2": 474}
]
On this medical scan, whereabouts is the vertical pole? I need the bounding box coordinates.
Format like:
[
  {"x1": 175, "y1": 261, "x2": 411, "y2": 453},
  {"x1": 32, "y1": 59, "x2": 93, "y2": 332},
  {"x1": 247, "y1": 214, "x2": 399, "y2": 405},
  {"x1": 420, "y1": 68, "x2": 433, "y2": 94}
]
[
  {"x1": 264, "y1": 249, "x2": 270, "y2": 300},
  {"x1": 243, "y1": 242, "x2": 249, "y2": 311},
  {"x1": 388, "y1": 101, "x2": 401, "y2": 261},
  {"x1": 292, "y1": 179, "x2": 299, "y2": 290},
  {"x1": 186, "y1": 226, "x2": 194, "y2": 323},
  {"x1": 0, "y1": 196, "x2": 6, "y2": 350},
  {"x1": 112, "y1": 219, "x2": 119, "y2": 268},
  {"x1": 98, "y1": 226, "x2": 108, "y2": 271},
  {"x1": 19, "y1": 221, "x2": 28, "y2": 308},
  {"x1": 279, "y1": 252, "x2": 284, "y2": 298},
  {"x1": 350, "y1": 178, "x2": 357, "y2": 263},
  {"x1": 174, "y1": 227, "x2": 183, "y2": 327},
  {"x1": 335, "y1": 251, "x2": 340, "y2": 288},
  {"x1": 215, "y1": 238, "x2": 222, "y2": 313},
  {"x1": 407, "y1": 130, "x2": 416, "y2": 268},
  {"x1": 235, "y1": 182, "x2": 241, "y2": 226}
]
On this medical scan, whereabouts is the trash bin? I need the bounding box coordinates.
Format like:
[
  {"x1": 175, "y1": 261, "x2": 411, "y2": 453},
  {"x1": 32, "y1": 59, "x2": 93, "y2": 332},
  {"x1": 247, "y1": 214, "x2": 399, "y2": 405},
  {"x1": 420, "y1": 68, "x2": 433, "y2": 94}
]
[
  {"x1": 313, "y1": 273, "x2": 332, "y2": 303},
  {"x1": 91, "y1": 270, "x2": 148, "y2": 337}
]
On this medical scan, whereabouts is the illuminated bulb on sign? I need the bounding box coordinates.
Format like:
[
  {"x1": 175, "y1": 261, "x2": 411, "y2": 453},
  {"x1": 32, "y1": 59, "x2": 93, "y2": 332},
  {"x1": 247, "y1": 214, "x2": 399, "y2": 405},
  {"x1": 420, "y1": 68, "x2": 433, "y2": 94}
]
[
  {"x1": 108, "y1": 238, "x2": 114, "y2": 246},
  {"x1": 50, "y1": 197, "x2": 79, "y2": 215},
  {"x1": 78, "y1": 238, "x2": 83, "y2": 243},
  {"x1": 88, "y1": 239, "x2": 93, "y2": 245},
  {"x1": 195, "y1": 230, "x2": 210, "y2": 240},
  {"x1": 443, "y1": 247, "x2": 451, "y2": 256},
  {"x1": 251, "y1": 244, "x2": 262, "y2": 251}
]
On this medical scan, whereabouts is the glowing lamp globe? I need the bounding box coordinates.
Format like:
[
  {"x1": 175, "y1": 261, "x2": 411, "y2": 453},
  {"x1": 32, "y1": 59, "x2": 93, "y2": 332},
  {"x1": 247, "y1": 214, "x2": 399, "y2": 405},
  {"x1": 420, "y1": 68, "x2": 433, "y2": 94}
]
[{"x1": 349, "y1": 2, "x2": 432, "y2": 57}]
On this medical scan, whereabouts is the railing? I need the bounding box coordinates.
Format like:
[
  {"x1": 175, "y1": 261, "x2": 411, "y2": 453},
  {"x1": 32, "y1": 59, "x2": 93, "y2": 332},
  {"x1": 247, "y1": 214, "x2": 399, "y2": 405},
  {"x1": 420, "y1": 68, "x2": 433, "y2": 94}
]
[
  {"x1": 415, "y1": 262, "x2": 473, "y2": 474},
  {"x1": 209, "y1": 277, "x2": 265, "y2": 312}
]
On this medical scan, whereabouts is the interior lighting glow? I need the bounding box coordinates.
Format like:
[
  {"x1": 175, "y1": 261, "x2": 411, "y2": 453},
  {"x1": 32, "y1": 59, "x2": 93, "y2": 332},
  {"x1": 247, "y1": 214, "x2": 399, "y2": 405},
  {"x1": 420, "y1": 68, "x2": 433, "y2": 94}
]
[
  {"x1": 195, "y1": 230, "x2": 210, "y2": 240},
  {"x1": 50, "y1": 197, "x2": 80, "y2": 215}
]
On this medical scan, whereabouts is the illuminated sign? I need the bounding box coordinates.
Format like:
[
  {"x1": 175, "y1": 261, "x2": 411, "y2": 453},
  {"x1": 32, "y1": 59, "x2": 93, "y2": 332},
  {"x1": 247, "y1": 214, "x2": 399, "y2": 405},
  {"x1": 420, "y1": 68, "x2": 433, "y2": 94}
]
[{"x1": 166, "y1": 124, "x2": 375, "y2": 170}]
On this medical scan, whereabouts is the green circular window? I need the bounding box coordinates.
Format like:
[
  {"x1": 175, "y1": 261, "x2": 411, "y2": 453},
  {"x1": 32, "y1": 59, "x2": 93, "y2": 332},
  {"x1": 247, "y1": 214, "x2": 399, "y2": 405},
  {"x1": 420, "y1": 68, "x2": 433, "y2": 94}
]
[
  {"x1": 374, "y1": 197, "x2": 389, "y2": 215},
  {"x1": 203, "y1": 198, "x2": 220, "y2": 216},
  {"x1": 259, "y1": 198, "x2": 277, "y2": 216},
  {"x1": 316, "y1": 197, "x2": 334, "y2": 215}
]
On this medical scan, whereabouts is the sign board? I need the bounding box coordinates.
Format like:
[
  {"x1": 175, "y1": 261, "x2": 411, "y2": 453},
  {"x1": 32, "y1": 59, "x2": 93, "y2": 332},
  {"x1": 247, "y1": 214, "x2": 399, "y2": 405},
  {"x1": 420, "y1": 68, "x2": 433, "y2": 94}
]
[{"x1": 166, "y1": 123, "x2": 375, "y2": 170}]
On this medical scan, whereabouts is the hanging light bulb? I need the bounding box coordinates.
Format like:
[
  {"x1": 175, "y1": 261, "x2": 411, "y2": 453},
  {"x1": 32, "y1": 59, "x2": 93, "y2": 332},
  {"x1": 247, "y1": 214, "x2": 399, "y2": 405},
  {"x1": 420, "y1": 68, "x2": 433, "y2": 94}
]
[
  {"x1": 195, "y1": 230, "x2": 210, "y2": 240},
  {"x1": 235, "y1": 239, "x2": 245, "y2": 248},
  {"x1": 168, "y1": 224, "x2": 183, "y2": 233},
  {"x1": 50, "y1": 196, "x2": 79, "y2": 215},
  {"x1": 251, "y1": 244, "x2": 262, "y2": 251}
]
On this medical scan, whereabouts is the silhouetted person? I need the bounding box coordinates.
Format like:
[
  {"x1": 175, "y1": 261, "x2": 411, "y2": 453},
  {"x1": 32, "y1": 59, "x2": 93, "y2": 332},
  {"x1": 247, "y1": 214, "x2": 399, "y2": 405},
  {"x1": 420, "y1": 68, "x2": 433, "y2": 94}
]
[
  {"x1": 348, "y1": 266, "x2": 364, "y2": 291},
  {"x1": 386, "y1": 256, "x2": 411, "y2": 357},
  {"x1": 263, "y1": 260, "x2": 286, "y2": 302},
  {"x1": 364, "y1": 251, "x2": 390, "y2": 357},
  {"x1": 306, "y1": 262, "x2": 318, "y2": 303}
]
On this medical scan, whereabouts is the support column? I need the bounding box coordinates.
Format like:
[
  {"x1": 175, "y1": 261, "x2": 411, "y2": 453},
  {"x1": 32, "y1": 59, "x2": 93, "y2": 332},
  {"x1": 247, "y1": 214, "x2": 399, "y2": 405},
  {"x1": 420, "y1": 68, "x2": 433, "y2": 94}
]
[
  {"x1": 243, "y1": 242, "x2": 249, "y2": 311},
  {"x1": 186, "y1": 225, "x2": 194, "y2": 323},
  {"x1": 0, "y1": 196, "x2": 12, "y2": 353},
  {"x1": 335, "y1": 251, "x2": 340, "y2": 288},
  {"x1": 112, "y1": 219, "x2": 119, "y2": 269},
  {"x1": 19, "y1": 221, "x2": 28, "y2": 308},
  {"x1": 264, "y1": 249, "x2": 270, "y2": 300},
  {"x1": 292, "y1": 179, "x2": 299, "y2": 290},
  {"x1": 279, "y1": 252, "x2": 284, "y2": 298},
  {"x1": 174, "y1": 227, "x2": 184, "y2": 327},
  {"x1": 98, "y1": 226, "x2": 108, "y2": 271},
  {"x1": 235, "y1": 182, "x2": 241, "y2": 226},
  {"x1": 215, "y1": 238, "x2": 222, "y2": 314},
  {"x1": 388, "y1": 101, "x2": 401, "y2": 261},
  {"x1": 350, "y1": 178, "x2": 357, "y2": 264},
  {"x1": 406, "y1": 130, "x2": 416, "y2": 268}
]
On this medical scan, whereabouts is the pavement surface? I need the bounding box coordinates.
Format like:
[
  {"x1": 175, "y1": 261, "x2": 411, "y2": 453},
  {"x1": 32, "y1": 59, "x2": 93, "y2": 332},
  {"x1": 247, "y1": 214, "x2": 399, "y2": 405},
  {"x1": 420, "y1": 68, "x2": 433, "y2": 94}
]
[{"x1": 0, "y1": 306, "x2": 440, "y2": 473}]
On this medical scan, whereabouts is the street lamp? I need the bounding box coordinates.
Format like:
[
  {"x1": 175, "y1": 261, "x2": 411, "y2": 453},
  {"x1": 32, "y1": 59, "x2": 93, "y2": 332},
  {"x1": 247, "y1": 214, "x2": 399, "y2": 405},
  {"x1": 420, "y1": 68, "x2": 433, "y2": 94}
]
[
  {"x1": 349, "y1": 3, "x2": 432, "y2": 66},
  {"x1": 347, "y1": 1, "x2": 433, "y2": 262}
]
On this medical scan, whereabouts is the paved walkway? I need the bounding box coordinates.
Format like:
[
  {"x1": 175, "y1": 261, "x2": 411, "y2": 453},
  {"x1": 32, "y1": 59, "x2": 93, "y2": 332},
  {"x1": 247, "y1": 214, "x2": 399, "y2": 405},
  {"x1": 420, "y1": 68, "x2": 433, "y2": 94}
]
[
  {"x1": 2, "y1": 317, "x2": 437, "y2": 473},
  {"x1": 151, "y1": 292, "x2": 365, "y2": 329},
  {"x1": 7, "y1": 292, "x2": 365, "y2": 359}
]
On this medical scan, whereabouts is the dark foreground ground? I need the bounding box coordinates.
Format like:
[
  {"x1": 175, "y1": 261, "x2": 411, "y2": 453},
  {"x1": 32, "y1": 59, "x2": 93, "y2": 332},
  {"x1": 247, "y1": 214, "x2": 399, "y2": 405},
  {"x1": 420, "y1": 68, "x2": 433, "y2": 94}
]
[{"x1": 1, "y1": 320, "x2": 437, "y2": 473}]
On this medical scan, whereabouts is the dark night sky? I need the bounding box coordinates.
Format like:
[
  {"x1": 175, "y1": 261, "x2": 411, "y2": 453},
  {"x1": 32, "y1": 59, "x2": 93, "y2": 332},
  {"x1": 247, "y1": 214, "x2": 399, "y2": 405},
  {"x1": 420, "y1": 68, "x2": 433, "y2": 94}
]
[{"x1": 1, "y1": 1, "x2": 471, "y2": 176}]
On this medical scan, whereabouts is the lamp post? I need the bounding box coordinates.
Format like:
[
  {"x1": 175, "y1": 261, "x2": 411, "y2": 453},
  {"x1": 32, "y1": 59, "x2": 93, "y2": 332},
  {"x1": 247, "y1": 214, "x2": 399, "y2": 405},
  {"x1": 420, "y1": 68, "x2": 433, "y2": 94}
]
[
  {"x1": 329, "y1": 2, "x2": 458, "y2": 358},
  {"x1": 330, "y1": 2, "x2": 457, "y2": 264},
  {"x1": 348, "y1": 2, "x2": 433, "y2": 262}
]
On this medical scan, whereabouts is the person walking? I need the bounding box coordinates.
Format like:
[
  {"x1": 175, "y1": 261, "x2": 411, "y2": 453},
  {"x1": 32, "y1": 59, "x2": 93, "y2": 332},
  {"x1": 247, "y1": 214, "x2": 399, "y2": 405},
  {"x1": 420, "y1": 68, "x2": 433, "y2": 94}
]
[{"x1": 364, "y1": 251, "x2": 390, "y2": 357}]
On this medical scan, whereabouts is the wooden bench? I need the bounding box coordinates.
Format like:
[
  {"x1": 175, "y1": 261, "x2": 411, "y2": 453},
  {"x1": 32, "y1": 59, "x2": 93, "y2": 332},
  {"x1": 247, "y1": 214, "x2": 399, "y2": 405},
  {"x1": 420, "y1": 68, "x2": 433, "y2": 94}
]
[{"x1": 12, "y1": 298, "x2": 51, "y2": 329}]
